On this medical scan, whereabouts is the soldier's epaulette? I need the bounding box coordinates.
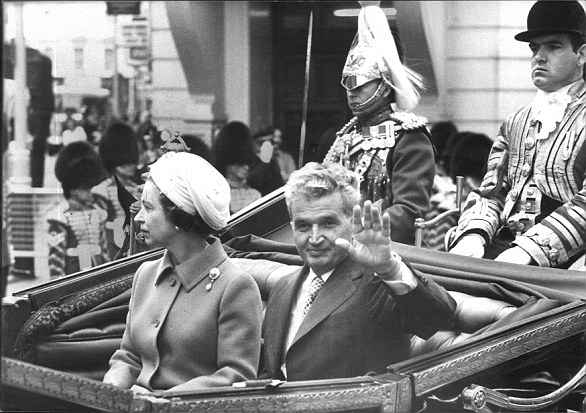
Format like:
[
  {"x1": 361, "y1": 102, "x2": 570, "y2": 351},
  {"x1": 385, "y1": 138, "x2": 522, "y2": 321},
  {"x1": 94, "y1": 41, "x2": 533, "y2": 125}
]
[{"x1": 390, "y1": 112, "x2": 428, "y2": 130}]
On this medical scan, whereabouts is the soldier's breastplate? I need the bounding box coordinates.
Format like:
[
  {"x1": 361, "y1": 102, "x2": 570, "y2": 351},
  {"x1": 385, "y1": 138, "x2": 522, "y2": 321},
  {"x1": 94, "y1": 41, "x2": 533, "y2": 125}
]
[
  {"x1": 346, "y1": 121, "x2": 398, "y2": 204},
  {"x1": 325, "y1": 112, "x2": 428, "y2": 205}
]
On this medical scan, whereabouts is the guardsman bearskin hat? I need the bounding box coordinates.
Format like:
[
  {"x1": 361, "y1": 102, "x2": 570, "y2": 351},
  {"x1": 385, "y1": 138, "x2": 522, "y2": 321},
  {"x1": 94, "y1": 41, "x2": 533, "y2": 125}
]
[
  {"x1": 449, "y1": 132, "x2": 493, "y2": 182},
  {"x1": 515, "y1": 0, "x2": 586, "y2": 42},
  {"x1": 211, "y1": 121, "x2": 258, "y2": 176},
  {"x1": 55, "y1": 141, "x2": 104, "y2": 199},
  {"x1": 341, "y1": 1, "x2": 424, "y2": 111},
  {"x1": 99, "y1": 122, "x2": 139, "y2": 172}
]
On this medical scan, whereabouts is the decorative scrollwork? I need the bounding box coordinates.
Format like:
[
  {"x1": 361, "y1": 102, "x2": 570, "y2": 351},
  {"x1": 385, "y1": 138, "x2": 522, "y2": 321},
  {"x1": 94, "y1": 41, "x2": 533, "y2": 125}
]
[
  {"x1": 2, "y1": 357, "x2": 134, "y2": 411},
  {"x1": 409, "y1": 305, "x2": 586, "y2": 396}
]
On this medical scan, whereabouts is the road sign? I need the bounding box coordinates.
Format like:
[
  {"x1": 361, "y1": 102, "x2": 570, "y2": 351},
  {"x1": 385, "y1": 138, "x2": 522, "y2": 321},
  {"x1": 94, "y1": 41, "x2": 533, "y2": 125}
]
[
  {"x1": 107, "y1": 2, "x2": 141, "y2": 15},
  {"x1": 128, "y1": 47, "x2": 150, "y2": 66},
  {"x1": 119, "y1": 20, "x2": 149, "y2": 48}
]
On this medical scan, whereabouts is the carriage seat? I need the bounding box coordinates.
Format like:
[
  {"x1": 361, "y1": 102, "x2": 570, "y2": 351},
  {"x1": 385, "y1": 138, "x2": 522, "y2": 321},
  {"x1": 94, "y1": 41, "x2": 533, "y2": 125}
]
[
  {"x1": 233, "y1": 259, "x2": 527, "y2": 359},
  {"x1": 11, "y1": 258, "x2": 555, "y2": 381}
]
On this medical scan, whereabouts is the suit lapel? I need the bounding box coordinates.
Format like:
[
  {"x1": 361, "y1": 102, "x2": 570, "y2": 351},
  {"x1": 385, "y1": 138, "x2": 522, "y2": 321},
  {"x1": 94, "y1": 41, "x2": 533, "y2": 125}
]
[
  {"x1": 265, "y1": 266, "x2": 309, "y2": 372},
  {"x1": 291, "y1": 257, "x2": 362, "y2": 346}
]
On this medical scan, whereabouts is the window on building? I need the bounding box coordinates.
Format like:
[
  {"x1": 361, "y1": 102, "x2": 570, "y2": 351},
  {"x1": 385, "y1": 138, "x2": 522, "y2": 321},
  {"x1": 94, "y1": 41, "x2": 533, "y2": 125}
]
[
  {"x1": 74, "y1": 47, "x2": 84, "y2": 71},
  {"x1": 105, "y1": 48, "x2": 114, "y2": 71}
]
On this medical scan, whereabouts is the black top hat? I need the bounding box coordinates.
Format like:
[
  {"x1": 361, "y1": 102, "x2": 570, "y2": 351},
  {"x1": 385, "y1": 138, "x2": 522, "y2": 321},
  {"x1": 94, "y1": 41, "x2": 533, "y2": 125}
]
[{"x1": 515, "y1": 0, "x2": 586, "y2": 42}]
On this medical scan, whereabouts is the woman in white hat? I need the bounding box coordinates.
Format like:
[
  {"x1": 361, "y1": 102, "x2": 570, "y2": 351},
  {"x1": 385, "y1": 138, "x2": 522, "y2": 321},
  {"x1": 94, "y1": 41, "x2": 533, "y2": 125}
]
[{"x1": 103, "y1": 151, "x2": 262, "y2": 393}]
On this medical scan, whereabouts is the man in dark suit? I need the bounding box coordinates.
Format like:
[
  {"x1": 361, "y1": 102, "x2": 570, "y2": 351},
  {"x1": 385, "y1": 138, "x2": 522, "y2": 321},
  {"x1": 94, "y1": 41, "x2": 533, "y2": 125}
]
[{"x1": 261, "y1": 162, "x2": 456, "y2": 381}]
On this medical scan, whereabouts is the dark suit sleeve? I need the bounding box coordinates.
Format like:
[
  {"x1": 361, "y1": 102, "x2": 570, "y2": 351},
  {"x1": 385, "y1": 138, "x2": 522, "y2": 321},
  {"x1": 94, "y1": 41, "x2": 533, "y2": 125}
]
[
  {"x1": 384, "y1": 128, "x2": 435, "y2": 245},
  {"x1": 394, "y1": 263, "x2": 457, "y2": 339},
  {"x1": 366, "y1": 262, "x2": 456, "y2": 340}
]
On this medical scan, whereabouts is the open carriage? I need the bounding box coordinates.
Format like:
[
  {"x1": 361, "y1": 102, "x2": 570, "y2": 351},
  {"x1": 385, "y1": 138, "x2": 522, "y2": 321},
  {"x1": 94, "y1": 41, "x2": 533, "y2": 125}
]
[{"x1": 2, "y1": 188, "x2": 585, "y2": 412}]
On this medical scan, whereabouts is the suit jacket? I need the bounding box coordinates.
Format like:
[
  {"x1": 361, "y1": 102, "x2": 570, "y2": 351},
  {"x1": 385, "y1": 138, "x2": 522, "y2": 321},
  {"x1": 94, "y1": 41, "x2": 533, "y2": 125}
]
[{"x1": 261, "y1": 256, "x2": 456, "y2": 381}]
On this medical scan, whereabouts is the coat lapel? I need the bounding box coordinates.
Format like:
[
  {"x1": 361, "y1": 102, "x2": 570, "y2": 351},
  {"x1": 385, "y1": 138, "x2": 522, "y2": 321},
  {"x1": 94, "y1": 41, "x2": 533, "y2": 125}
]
[
  {"x1": 265, "y1": 266, "x2": 309, "y2": 372},
  {"x1": 291, "y1": 257, "x2": 362, "y2": 347}
]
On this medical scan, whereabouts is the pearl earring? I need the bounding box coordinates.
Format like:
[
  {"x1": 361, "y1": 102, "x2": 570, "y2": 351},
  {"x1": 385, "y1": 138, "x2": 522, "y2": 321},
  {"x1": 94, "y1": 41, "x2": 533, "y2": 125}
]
[{"x1": 175, "y1": 226, "x2": 180, "y2": 231}]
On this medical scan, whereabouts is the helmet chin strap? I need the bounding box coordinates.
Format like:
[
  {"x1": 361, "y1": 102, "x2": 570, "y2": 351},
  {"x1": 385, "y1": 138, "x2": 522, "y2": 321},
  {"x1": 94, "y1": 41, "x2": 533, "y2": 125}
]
[{"x1": 349, "y1": 80, "x2": 392, "y2": 119}]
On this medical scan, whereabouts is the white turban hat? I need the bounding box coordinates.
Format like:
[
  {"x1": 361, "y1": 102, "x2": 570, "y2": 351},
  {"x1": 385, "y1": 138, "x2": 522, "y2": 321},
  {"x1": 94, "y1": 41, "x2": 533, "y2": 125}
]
[{"x1": 148, "y1": 152, "x2": 231, "y2": 230}]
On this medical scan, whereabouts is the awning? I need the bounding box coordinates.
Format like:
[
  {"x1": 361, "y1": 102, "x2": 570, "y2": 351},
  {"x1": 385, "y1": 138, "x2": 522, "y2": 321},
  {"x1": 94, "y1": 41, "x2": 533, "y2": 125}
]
[{"x1": 54, "y1": 84, "x2": 110, "y2": 98}]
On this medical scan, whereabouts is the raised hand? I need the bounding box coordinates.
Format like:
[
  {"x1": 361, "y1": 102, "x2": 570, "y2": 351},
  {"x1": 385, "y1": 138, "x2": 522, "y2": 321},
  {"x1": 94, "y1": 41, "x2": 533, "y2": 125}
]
[{"x1": 335, "y1": 200, "x2": 402, "y2": 276}]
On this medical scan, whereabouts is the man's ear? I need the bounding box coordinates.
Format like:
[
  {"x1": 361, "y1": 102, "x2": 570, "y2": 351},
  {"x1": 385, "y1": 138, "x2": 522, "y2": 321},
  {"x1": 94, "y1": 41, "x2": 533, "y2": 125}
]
[
  {"x1": 578, "y1": 43, "x2": 586, "y2": 80},
  {"x1": 577, "y1": 43, "x2": 586, "y2": 66}
]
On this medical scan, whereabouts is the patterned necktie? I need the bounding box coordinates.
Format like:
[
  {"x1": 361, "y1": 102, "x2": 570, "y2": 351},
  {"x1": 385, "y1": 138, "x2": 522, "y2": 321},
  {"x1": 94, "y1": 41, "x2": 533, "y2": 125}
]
[{"x1": 302, "y1": 275, "x2": 325, "y2": 317}]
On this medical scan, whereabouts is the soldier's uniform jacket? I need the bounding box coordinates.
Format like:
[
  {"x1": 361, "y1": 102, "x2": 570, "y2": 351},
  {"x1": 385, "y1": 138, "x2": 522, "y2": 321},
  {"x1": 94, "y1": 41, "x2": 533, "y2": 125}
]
[
  {"x1": 451, "y1": 79, "x2": 586, "y2": 267},
  {"x1": 93, "y1": 175, "x2": 140, "y2": 257},
  {"x1": 324, "y1": 111, "x2": 435, "y2": 245},
  {"x1": 47, "y1": 194, "x2": 111, "y2": 278}
]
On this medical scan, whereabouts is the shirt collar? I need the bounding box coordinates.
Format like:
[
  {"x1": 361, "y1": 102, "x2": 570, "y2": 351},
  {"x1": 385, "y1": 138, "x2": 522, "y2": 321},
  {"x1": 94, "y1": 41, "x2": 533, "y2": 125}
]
[
  {"x1": 308, "y1": 267, "x2": 334, "y2": 283},
  {"x1": 154, "y1": 236, "x2": 228, "y2": 292},
  {"x1": 533, "y1": 80, "x2": 577, "y2": 108}
]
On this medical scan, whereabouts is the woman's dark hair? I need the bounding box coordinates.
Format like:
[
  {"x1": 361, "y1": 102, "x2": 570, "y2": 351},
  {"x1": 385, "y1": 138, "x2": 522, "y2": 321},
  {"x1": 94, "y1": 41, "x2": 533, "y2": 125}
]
[{"x1": 158, "y1": 192, "x2": 216, "y2": 238}]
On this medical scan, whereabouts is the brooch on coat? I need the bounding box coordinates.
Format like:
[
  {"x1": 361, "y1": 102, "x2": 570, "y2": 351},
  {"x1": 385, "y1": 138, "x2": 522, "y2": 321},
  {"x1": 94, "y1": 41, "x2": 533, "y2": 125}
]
[{"x1": 206, "y1": 268, "x2": 221, "y2": 291}]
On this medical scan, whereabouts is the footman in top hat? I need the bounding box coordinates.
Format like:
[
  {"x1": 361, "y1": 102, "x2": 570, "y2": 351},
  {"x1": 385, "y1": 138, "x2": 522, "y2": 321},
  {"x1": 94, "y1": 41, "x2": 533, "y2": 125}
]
[{"x1": 449, "y1": 0, "x2": 586, "y2": 270}]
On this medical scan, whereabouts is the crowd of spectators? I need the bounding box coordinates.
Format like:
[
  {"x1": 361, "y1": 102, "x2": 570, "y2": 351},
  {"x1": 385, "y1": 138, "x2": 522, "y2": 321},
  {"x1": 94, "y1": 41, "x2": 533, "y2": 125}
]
[
  {"x1": 41, "y1": 112, "x2": 300, "y2": 276},
  {"x1": 422, "y1": 122, "x2": 494, "y2": 251}
]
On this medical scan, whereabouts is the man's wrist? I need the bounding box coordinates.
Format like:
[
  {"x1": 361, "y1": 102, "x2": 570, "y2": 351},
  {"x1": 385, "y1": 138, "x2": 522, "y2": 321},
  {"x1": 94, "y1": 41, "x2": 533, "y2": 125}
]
[
  {"x1": 375, "y1": 259, "x2": 417, "y2": 294},
  {"x1": 372, "y1": 251, "x2": 402, "y2": 277}
]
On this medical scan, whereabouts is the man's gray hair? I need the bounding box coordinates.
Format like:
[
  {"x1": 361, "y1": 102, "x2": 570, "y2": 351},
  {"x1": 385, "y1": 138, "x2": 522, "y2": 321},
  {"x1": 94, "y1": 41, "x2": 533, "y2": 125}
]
[{"x1": 284, "y1": 162, "x2": 361, "y2": 217}]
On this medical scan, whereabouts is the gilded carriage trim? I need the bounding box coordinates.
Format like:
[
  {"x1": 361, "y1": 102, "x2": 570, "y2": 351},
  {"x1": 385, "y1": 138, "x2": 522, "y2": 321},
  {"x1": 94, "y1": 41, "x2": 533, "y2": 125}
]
[
  {"x1": 390, "y1": 301, "x2": 586, "y2": 397},
  {"x1": 462, "y1": 365, "x2": 586, "y2": 412},
  {"x1": 1, "y1": 357, "x2": 139, "y2": 412},
  {"x1": 2, "y1": 357, "x2": 412, "y2": 413},
  {"x1": 156, "y1": 387, "x2": 395, "y2": 413}
]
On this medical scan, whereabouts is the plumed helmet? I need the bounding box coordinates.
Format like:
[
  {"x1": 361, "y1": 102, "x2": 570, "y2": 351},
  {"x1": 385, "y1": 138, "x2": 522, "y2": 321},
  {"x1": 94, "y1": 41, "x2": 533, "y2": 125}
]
[
  {"x1": 55, "y1": 141, "x2": 104, "y2": 198},
  {"x1": 515, "y1": 0, "x2": 586, "y2": 42},
  {"x1": 99, "y1": 122, "x2": 139, "y2": 172},
  {"x1": 341, "y1": 1, "x2": 424, "y2": 111}
]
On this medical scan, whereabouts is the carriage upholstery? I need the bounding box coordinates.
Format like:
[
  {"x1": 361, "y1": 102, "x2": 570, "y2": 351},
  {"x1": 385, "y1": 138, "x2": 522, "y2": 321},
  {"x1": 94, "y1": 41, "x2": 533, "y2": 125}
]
[{"x1": 9, "y1": 257, "x2": 561, "y2": 382}]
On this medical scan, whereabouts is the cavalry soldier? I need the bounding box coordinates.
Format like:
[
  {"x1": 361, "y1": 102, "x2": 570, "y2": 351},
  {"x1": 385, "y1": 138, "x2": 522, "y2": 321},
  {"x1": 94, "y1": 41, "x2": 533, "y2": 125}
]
[
  {"x1": 324, "y1": 1, "x2": 434, "y2": 246},
  {"x1": 449, "y1": 0, "x2": 586, "y2": 269},
  {"x1": 48, "y1": 141, "x2": 111, "y2": 278}
]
